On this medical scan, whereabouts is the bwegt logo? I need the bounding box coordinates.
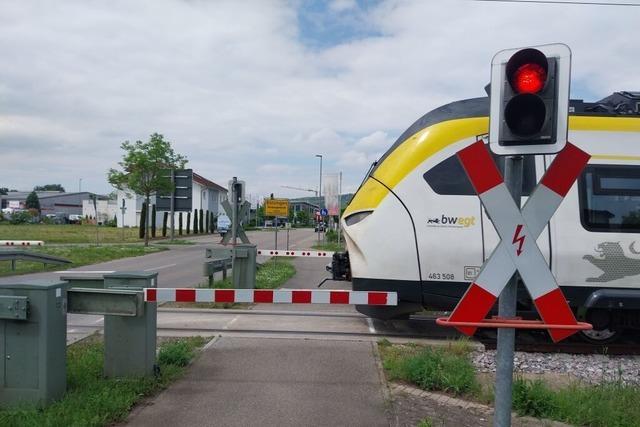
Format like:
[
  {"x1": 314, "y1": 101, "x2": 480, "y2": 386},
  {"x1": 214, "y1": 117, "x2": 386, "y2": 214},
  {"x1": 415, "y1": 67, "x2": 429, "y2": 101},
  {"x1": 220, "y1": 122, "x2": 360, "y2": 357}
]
[{"x1": 427, "y1": 215, "x2": 476, "y2": 228}]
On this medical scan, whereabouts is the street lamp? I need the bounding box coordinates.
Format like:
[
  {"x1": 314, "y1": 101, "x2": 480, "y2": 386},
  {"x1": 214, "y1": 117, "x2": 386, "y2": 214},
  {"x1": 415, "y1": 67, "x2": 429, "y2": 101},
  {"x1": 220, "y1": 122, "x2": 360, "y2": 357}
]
[{"x1": 315, "y1": 154, "x2": 323, "y2": 198}]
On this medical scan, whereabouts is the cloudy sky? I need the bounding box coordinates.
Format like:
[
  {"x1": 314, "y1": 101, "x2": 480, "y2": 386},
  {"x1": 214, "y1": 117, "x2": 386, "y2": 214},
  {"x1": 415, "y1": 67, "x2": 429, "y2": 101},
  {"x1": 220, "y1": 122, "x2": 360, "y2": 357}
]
[{"x1": 1, "y1": 0, "x2": 637, "y2": 201}]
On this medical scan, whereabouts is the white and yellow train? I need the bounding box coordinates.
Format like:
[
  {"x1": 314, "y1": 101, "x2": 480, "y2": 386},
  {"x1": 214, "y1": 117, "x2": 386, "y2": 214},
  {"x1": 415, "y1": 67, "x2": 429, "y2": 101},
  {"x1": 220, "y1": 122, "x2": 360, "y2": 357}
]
[{"x1": 337, "y1": 92, "x2": 640, "y2": 343}]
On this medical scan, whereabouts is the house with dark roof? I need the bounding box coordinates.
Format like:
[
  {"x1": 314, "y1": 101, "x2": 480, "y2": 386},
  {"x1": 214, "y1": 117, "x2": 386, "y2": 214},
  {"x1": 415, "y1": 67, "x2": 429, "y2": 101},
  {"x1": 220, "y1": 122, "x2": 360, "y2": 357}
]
[{"x1": 116, "y1": 171, "x2": 227, "y2": 228}]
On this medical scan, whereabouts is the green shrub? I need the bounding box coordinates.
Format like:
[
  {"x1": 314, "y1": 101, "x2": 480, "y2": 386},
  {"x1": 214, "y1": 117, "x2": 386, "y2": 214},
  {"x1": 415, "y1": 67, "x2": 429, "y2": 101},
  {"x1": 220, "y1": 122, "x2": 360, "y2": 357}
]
[
  {"x1": 381, "y1": 343, "x2": 478, "y2": 396},
  {"x1": 9, "y1": 211, "x2": 33, "y2": 225},
  {"x1": 513, "y1": 378, "x2": 557, "y2": 418},
  {"x1": 158, "y1": 340, "x2": 196, "y2": 367}
]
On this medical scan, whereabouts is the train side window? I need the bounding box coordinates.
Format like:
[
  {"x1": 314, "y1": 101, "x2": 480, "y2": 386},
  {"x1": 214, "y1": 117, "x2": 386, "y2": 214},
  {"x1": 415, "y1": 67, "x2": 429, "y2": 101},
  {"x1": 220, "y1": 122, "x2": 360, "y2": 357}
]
[
  {"x1": 423, "y1": 150, "x2": 536, "y2": 196},
  {"x1": 578, "y1": 165, "x2": 640, "y2": 232}
]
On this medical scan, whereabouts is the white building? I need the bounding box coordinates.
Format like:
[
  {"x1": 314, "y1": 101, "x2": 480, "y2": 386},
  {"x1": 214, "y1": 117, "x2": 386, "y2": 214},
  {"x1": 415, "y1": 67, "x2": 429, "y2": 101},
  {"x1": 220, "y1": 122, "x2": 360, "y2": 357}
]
[
  {"x1": 82, "y1": 199, "x2": 118, "y2": 224},
  {"x1": 116, "y1": 172, "x2": 228, "y2": 229}
]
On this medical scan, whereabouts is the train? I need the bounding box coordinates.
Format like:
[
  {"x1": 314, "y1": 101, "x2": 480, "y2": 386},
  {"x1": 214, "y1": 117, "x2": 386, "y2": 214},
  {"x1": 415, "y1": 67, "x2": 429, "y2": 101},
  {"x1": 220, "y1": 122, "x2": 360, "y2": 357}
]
[{"x1": 333, "y1": 91, "x2": 640, "y2": 343}]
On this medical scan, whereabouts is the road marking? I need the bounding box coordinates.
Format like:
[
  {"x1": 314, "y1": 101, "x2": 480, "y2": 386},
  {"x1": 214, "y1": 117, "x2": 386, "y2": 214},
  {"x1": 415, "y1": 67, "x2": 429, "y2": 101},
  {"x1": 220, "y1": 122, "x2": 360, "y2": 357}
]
[
  {"x1": 223, "y1": 316, "x2": 238, "y2": 330},
  {"x1": 203, "y1": 336, "x2": 221, "y2": 350},
  {"x1": 144, "y1": 263, "x2": 177, "y2": 272},
  {"x1": 367, "y1": 318, "x2": 376, "y2": 334}
]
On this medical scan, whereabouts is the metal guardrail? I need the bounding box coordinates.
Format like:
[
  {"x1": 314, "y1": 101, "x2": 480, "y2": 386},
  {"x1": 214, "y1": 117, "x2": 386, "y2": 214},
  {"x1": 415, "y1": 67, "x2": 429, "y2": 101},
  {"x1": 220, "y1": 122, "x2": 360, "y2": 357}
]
[
  {"x1": 203, "y1": 257, "x2": 232, "y2": 287},
  {"x1": 0, "y1": 250, "x2": 71, "y2": 271}
]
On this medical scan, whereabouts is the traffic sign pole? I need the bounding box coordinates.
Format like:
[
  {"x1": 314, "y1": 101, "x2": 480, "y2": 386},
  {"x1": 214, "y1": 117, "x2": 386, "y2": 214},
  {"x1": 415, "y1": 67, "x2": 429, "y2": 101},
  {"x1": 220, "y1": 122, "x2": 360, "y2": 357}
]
[
  {"x1": 494, "y1": 156, "x2": 522, "y2": 427},
  {"x1": 170, "y1": 169, "x2": 175, "y2": 241}
]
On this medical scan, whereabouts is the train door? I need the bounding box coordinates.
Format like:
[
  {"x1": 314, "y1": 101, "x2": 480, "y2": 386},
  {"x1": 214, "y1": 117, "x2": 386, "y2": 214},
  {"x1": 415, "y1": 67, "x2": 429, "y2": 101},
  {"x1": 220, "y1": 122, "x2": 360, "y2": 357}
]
[{"x1": 404, "y1": 149, "x2": 486, "y2": 310}]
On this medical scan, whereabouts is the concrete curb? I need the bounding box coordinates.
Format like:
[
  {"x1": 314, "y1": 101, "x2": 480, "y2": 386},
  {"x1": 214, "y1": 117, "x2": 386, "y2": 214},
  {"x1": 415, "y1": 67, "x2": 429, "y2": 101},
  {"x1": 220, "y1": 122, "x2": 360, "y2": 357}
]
[{"x1": 388, "y1": 382, "x2": 571, "y2": 427}]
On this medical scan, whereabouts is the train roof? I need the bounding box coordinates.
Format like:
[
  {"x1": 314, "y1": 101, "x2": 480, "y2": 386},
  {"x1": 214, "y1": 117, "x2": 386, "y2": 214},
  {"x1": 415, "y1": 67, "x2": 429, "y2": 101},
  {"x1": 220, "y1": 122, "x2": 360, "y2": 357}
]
[{"x1": 375, "y1": 91, "x2": 640, "y2": 171}]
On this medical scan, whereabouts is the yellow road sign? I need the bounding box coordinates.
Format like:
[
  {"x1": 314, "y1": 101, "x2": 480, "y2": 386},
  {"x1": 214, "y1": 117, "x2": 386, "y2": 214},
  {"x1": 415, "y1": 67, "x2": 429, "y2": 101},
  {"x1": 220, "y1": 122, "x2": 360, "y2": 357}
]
[{"x1": 264, "y1": 198, "x2": 289, "y2": 217}]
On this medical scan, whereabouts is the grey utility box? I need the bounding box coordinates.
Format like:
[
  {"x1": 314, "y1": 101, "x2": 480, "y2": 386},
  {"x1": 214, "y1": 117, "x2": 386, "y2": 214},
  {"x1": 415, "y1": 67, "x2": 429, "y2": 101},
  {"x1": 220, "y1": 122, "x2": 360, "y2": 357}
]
[
  {"x1": 60, "y1": 274, "x2": 104, "y2": 289},
  {"x1": 232, "y1": 244, "x2": 257, "y2": 289},
  {"x1": 0, "y1": 281, "x2": 67, "y2": 406},
  {"x1": 102, "y1": 271, "x2": 157, "y2": 378}
]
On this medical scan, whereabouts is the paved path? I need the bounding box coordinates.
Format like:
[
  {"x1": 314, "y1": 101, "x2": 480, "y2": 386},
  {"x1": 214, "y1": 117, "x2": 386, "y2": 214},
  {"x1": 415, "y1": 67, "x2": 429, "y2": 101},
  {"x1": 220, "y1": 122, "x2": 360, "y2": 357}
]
[{"x1": 125, "y1": 337, "x2": 390, "y2": 427}]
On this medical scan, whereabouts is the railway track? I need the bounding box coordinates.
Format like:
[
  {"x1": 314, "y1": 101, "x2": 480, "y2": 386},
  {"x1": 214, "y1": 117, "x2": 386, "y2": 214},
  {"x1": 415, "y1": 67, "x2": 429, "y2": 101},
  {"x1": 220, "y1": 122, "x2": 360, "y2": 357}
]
[{"x1": 70, "y1": 309, "x2": 640, "y2": 355}]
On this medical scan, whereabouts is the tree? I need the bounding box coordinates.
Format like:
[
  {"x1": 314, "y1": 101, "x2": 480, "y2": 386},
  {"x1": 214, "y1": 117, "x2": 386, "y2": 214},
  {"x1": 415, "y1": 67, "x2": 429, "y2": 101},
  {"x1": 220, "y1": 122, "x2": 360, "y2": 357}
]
[
  {"x1": 25, "y1": 191, "x2": 40, "y2": 213},
  {"x1": 34, "y1": 184, "x2": 65, "y2": 192},
  {"x1": 139, "y1": 203, "x2": 147, "y2": 239},
  {"x1": 151, "y1": 204, "x2": 157, "y2": 238},
  {"x1": 108, "y1": 133, "x2": 187, "y2": 246},
  {"x1": 296, "y1": 210, "x2": 309, "y2": 226},
  {"x1": 0, "y1": 188, "x2": 8, "y2": 195},
  {"x1": 162, "y1": 212, "x2": 168, "y2": 237}
]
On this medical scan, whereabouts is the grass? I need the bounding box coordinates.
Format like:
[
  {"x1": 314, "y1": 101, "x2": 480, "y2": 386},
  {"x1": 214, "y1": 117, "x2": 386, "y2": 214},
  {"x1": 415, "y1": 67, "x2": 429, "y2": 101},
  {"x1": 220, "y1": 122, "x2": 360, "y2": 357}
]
[
  {"x1": 378, "y1": 339, "x2": 479, "y2": 397},
  {"x1": 513, "y1": 378, "x2": 640, "y2": 427},
  {"x1": 255, "y1": 259, "x2": 296, "y2": 289},
  {"x1": 0, "y1": 223, "x2": 214, "y2": 244},
  {"x1": 0, "y1": 224, "x2": 142, "y2": 243},
  {"x1": 154, "y1": 239, "x2": 195, "y2": 245},
  {"x1": 0, "y1": 245, "x2": 165, "y2": 277},
  {"x1": 379, "y1": 340, "x2": 640, "y2": 426},
  {"x1": 162, "y1": 259, "x2": 296, "y2": 309},
  {"x1": 0, "y1": 336, "x2": 207, "y2": 426},
  {"x1": 312, "y1": 242, "x2": 344, "y2": 252}
]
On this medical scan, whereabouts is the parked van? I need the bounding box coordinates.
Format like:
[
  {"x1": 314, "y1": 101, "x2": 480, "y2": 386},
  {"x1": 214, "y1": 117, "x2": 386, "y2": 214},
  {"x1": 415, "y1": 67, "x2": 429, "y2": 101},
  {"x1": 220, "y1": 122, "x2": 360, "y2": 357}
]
[{"x1": 217, "y1": 215, "x2": 231, "y2": 236}]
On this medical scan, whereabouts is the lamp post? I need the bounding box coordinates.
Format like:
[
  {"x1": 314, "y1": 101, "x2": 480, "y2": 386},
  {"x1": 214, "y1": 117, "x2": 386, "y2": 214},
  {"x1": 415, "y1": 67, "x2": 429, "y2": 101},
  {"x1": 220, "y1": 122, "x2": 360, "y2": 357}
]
[
  {"x1": 315, "y1": 154, "x2": 323, "y2": 242},
  {"x1": 315, "y1": 154, "x2": 323, "y2": 198}
]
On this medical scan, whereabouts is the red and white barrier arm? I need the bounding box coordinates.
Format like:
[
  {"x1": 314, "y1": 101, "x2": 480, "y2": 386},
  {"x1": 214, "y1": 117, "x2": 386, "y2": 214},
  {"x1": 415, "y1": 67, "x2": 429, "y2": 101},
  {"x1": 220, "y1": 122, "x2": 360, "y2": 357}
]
[
  {"x1": 1, "y1": 240, "x2": 44, "y2": 246},
  {"x1": 144, "y1": 288, "x2": 397, "y2": 306},
  {"x1": 257, "y1": 249, "x2": 334, "y2": 257}
]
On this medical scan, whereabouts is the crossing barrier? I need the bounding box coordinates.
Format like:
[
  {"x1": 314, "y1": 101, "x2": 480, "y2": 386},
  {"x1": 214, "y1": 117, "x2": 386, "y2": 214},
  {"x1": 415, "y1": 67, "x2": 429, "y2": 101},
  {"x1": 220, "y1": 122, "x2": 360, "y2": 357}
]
[
  {"x1": 257, "y1": 249, "x2": 334, "y2": 257},
  {"x1": 145, "y1": 288, "x2": 397, "y2": 306},
  {"x1": 1, "y1": 240, "x2": 44, "y2": 246}
]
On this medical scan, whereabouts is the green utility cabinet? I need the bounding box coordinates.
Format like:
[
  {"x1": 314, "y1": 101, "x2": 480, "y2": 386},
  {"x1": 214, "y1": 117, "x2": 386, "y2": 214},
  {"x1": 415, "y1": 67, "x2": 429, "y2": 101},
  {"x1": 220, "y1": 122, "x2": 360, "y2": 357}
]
[
  {"x1": 232, "y1": 244, "x2": 257, "y2": 289},
  {"x1": 0, "y1": 281, "x2": 67, "y2": 406},
  {"x1": 102, "y1": 271, "x2": 157, "y2": 377},
  {"x1": 60, "y1": 274, "x2": 104, "y2": 289}
]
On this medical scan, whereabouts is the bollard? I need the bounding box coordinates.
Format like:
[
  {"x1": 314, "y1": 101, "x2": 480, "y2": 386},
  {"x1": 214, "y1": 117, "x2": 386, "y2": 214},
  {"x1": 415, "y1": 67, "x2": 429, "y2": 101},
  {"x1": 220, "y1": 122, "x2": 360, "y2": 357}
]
[
  {"x1": 0, "y1": 281, "x2": 67, "y2": 406},
  {"x1": 102, "y1": 271, "x2": 157, "y2": 377},
  {"x1": 232, "y1": 244, "x2": 257, "y2": 289}
]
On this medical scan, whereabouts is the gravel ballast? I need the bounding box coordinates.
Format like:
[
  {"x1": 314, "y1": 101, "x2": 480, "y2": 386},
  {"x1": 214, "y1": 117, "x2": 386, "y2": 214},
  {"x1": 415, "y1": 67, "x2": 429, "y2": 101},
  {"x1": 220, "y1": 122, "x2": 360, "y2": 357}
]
[{"x1": 473, "y1": 350, "x2": 640, "y2": 385}]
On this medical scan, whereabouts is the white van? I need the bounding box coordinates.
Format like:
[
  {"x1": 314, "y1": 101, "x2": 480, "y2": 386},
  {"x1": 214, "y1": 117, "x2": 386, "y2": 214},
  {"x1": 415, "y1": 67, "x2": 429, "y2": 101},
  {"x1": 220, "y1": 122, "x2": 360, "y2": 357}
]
[{"x1": 217, "y1": 215, "x2": 231, "y2": 236}]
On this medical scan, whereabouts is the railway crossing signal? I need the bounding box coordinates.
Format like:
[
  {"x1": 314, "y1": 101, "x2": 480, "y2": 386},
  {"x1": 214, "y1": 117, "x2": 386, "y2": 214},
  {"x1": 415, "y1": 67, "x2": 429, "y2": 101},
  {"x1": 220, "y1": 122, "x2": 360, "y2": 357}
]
[
  {"x1": 445, "y1": 140, "x2": 590, "y2": 342},
  {"x1": 489, "y1": 44, "x2": 571, "y2": 155}
]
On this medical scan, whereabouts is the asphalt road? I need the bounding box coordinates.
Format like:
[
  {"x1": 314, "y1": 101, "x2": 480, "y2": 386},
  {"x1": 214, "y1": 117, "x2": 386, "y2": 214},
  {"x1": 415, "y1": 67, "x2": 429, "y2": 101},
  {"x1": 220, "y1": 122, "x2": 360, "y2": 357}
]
[{"x1": 0, "y1": 228, "x2": 323, "y2": 287}]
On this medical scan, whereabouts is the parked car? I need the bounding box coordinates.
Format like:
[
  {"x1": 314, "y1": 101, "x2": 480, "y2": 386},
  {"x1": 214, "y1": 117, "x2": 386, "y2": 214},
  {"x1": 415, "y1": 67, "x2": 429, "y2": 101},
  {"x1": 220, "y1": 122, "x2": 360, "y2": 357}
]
[{"x1": 68, "y1": 214, "x2": 83, "y2": 224}]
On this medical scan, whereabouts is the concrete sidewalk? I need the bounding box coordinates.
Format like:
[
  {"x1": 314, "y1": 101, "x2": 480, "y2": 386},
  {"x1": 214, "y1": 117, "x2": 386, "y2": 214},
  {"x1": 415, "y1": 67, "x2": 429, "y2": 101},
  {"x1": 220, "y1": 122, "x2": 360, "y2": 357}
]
[{"x1": 124, "y1": 337, "x2": 390, "y2": 427}]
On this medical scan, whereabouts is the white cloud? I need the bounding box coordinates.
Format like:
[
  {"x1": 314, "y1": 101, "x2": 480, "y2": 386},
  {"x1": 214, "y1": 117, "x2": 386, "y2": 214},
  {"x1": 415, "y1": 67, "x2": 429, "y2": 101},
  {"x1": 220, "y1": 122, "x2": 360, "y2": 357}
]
[
  {"x1": 329, "y1": 0, "x2": 358, "y2": 13},
  {"x1": 0, "y1": 0, "x2": 637, "y2": 198}
]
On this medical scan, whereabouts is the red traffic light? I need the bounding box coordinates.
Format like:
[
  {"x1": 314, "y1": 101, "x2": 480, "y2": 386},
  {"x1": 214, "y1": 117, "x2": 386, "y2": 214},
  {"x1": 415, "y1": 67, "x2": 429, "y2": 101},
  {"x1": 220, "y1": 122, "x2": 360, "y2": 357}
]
[
  {"x1": 506, "y1": 48, "x2": 548, "y2": 94},
  {"x1": 513, "y1": 63, "x2": 546, "y2": 94}
]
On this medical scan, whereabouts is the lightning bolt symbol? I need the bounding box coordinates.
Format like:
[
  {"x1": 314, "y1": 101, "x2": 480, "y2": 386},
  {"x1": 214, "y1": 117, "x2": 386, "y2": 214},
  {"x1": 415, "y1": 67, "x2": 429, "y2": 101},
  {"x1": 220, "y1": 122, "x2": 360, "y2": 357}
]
[{"x1": 512, "y1": 224, "x2": 525, "y2": 256}]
